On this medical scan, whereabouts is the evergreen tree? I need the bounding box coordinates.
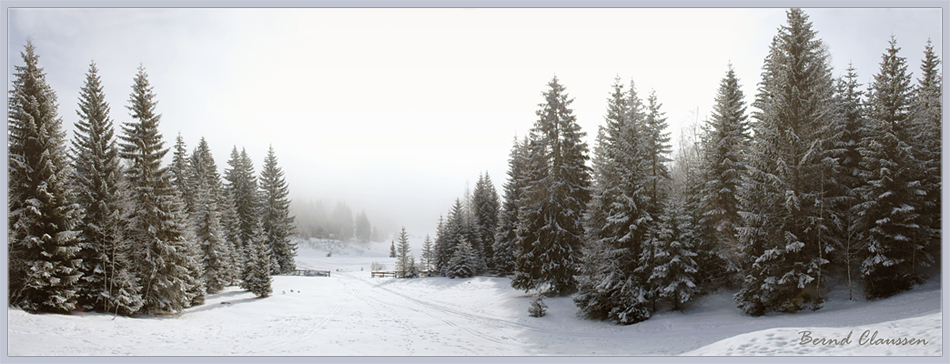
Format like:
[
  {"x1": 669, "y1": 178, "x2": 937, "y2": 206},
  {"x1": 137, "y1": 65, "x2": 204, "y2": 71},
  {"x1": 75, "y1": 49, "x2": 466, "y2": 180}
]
[
  {"x1": 395, "y1": 227, "x2": 413, "y2": 278},
  {"x1": 219, "y1": 184, "x2": 244, "y2": 285},
  {"x1": 649, "y1": 195, "x2": 700, "y2": 311},
  {"x1": 575, "y1": 78, "x2": 653, "y2": 324},
  {"x1": 447, "y1": 237, "x2": 478, "y2": 279},
  {"x1": 8, "y1": 41, "x2": 83, "y2": 313},
  {"x1": 493, "y1": 137, "x2": 528, "y2": 274},
  {"x1": 389, "y1": 241, "x2": 397, "y2": 258},
  {"x1": 69, "y1": 61, "x2": 142, "y2": 315},
  {"x1": 243, "y1": 220, "x2": 272, "y2": 298},
  {"x1": 433, "y1": 215, "x2": 449, "y2": 274},
  {"x1": 472, "y1": 173, "x2": 500, "y2": 272},
  {"x1": 830, "y1": 63, "x2": 867, "y2": 300},
  {"x1": 697, "y1": 65, "x2": 750, "y2": 287},
  {"x1": 120, "y1": 65, "x2": 203, "y2": 314},
  {"x1": 190, "y1": 137, "x2": 232, "y2": 293},
  {"x1": 460, "y1": 193, "x2": 485, "y2": 273},
  {"x1": 436, "y1": 200, "x2": 466, "y2": 276},
  {"x1": 170, "y1": 135, "x2": 207, "y2": 306},
  {"x1": 421, "y1": 234, "x2": 435, "y2": 274},
  {"x1": 856, "y1": 37, "x2": 932, "y2": 299},
  {"x1": 512, "y1": 76, "x2": 591, "y2": 296},
  {"x1": 528, "y1": 292, "x2": 547, "y2": 317},
  {"x1": 225, "y1": 146, "x2": 259, "y2": 267},
  {"x1": 641, "y1": 89, "x2": 673, "y2": 310},
  {"x1": 355, "y1": 210, "x2": 372, "y2": 243},
  {"x1": 910, "y1": 39, "x2": 942, "y2": 268},
  {"x1": 171, "y1": 133, "x2": 195, "y2": 214},
  {"x1": 260, "y1": 145, "x2": 296, "y2": 274},
  {"x1": 735, "y1": 9, "x2": 836, "y2": 315}
]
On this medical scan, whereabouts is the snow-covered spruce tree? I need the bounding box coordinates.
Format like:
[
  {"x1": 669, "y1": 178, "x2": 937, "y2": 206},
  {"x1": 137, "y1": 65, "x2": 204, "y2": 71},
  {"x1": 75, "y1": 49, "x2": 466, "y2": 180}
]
[
  {"x1": 8, "y1": 41, "x2": 83, "y2": 313},
  {"x1": 528, "y1": 292, "x2": 547, "y2": 317},
  {"x1": 641, "y1": 89, "x2": 674, "y2": 309},
  {"x1": 697, "y1": 65, "x2": 750, "y2": 286},
  {"x1": 120, "y1": 65, "x2": 203, "y2": 314},
  {"x1": 575, "y1": 78, "x2": 653, "y2": 324},
  {"x1": 395, "y1": 227, "x2": 413, "y2": 278},
  {"x1": 830, "y1": 63, "x2": 868, "y2": 301},
  {"x1": 225, "y1": 147, "x2": 260, "y2": 269},
  {"x1": 406, "y1": 255, "x2": 420, "y2": 279},
  {"x1": 512, "y1": 76, "x2": 591, "y2": 296},
  {"x1": 473, "y1": 173, "x2": 500, "y2": 272},
  {"x1": 735, "y1": 9, "x2": 836, "y2": 316},
  {"x1": 649, "y1": 195, "x2": 700, "y2": 311},
  {"x1": 219, "y1": 182, "x2": 244, "y2": 285},
  {"x1": 189, "y1": 137, "x2": 232, "y2": 293},
  {"x1": 910, "y1": 39, "x2": 942, "y2": 268},
  {"x1": 447, "y1": 236, "x2": 478, "y2": 279},
  {"x1": 493, "y1": 136, "x2": 529, "y2": 275},
  {"x1": 260, "y1": 145, "x2": 296, "y2": 274},
  {"x1": 69, "y1": 61, "x2": 143, "y2": 315},
  {"x1": 171, "y1": 133, "x2": 196, "y2": 214},
  {"x1": 421, "y1": 234, "x2": 434, "y2": 274},
  {"x1": 355, "y1": 210, "x2": 372, "y2": 243},
  {"x1": 856, "y1": 37, "x2": 932, "y2": 300},
  {"x1": 433, "y1": 215, "x2": 449, "y2": 274},
  {"x1": 182, "y1": 227, "x2": 206, "y2": 307},
  {"x1": 436, "y1": 199, "x2": 466, "y2": 276},
  {"x1": 243, "y1": 220, "x2": 273, "y2": 298},
  {"x1": 170, "y1": 136, "x2": 206, "y2": 307},
  {"x1": 389, "y1": 241, "x2": 397, "y2": 258},
  {"x1": 459, "y1": 191, "x2": 485, "y2": 272}
]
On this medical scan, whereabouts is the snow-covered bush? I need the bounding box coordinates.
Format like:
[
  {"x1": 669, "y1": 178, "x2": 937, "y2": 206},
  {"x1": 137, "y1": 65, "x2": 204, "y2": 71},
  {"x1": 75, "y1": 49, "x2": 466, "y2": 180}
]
[{"x1": 528, "y1": 293, "x2": 547, "y2": 317}]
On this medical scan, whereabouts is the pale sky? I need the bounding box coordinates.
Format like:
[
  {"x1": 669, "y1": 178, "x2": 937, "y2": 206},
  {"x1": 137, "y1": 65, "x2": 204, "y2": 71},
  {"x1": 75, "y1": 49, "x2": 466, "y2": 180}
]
[{"x1": 5, "y1": 6, "x2": 944, "y2": 238}]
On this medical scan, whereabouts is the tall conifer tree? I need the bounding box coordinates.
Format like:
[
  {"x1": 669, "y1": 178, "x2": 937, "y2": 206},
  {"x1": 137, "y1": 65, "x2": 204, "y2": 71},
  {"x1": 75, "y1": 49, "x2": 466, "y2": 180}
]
[
  {"x1": 395, "y1": 227, "x2": 413, "y2": 278},
  {"x1": 493, "y1": 137, "x2": 528, "y2": 275},
  {"x1": 225, "y1": 147, "x2": 260, "y2": 268},
  {"x1": 8, "y1": 41, "x2": 83, "y2": 313},
  {"x1": 856, "y1": 37, "x2": 932, "y2": 299},
  {"x1": 190, "y1": 138, "x2": 232, "y2": 293},
  {"x1": 472, "y1": 173, "x2": 500, "y2": 272},
  {"x1": 513, "y1": 76, "x2": 591, "y2": 295},
  {"x1": 910, "y1": 39, "x2": 942, "y2": 268},
  {"x1": 575, "y1": 78, "x2": 653, "y2": 324},
  {"x1": 831, "y1": 64, "x2": 867, "y2": 300},
  {"x1": 260, "y1": 145, "x2": 296, "y2": 274},
  {"x1": 120, "y1": 65, "x2": 203, "y2": 313},
  {"x1": 171, "y1": 133, "x2": 195, "y2": 214},
  {"x1": 70, "y1": 61, "x2": 142, "y2": 314},
  {"x1": 697, "y1": 65, "x2": 750, "y2": 286},
  {"x1": 735, "y1": 9, "x2": 836, "y2": 315}
]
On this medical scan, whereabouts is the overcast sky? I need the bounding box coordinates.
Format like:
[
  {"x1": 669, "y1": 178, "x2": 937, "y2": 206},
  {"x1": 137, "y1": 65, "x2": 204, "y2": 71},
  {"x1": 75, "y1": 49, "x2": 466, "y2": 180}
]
[{"x1": 6, "y1": 6, "x2": 943, "y2": 238}]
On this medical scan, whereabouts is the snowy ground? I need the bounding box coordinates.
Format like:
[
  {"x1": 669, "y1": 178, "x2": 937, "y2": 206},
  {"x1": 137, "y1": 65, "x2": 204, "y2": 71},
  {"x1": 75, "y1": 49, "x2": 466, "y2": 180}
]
[{"x1": 6, "y1": 238, "x2": 944, "y2": 357}]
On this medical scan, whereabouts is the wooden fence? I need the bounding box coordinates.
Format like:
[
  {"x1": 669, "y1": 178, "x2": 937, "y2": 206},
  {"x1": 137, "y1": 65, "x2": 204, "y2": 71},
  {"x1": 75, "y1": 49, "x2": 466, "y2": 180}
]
[{"x1": 288, "y1": 269, "x2": 331, "y2": 277}]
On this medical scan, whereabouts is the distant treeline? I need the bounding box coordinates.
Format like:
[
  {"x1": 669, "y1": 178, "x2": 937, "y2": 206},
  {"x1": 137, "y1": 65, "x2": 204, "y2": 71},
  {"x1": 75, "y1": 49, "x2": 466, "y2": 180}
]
[{"x1": 291, "y1": 200, "x2": 382, "y2": 242}]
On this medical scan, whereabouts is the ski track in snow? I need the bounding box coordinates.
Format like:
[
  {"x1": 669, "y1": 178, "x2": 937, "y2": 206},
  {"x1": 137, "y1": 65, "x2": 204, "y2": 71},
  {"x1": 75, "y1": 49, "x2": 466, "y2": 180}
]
[{"x1": 5, "y1": 240, "x2": 944, "y2": 357}]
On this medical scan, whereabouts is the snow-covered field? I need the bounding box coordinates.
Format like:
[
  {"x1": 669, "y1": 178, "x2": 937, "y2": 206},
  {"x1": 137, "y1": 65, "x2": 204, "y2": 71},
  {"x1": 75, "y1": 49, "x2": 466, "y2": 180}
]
[{"x1": 6, "y1": 238, "x2": 944, "y2": 357}]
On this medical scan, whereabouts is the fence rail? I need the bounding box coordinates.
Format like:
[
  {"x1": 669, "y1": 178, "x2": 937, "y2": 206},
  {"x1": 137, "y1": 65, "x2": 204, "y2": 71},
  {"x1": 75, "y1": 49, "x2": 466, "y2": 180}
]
[{"x1": 288, "y1": 269, "x2": 331, "y2": 277}]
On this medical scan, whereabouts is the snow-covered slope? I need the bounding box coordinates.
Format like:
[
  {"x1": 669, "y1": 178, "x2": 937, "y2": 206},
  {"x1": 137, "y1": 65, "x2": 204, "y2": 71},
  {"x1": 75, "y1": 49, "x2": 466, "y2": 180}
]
[{"x1": 6, "y1": 238, "x2": 943, "y2": 356}]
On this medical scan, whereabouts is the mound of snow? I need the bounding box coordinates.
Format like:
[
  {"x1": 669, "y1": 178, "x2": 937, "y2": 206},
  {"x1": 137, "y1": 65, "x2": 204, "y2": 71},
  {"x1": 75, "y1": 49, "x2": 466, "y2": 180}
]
[{"x1": 682, "y1": 312, "x2": 941, "y2": 356}]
